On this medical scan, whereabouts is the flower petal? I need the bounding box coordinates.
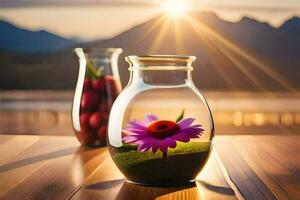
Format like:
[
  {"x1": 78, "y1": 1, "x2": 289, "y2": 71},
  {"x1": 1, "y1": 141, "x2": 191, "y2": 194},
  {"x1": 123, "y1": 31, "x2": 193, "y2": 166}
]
[
  {"x1": 177, "y1": 118, "x2": 195, "y2": 129},
  {"x1": 189, "y1": 124, "x2": 203, "y2": 128},
  {"x1": 144, "y1": 113, "x2": 159, "y2": 125},
  {"x1": 138, "y1": 142, "x2": 152, "y2": 152},
  {"x1": 176, "y1": 131, "x2": 201, "y2": 139},
  {"x1": 158, "y1": 140, "x2": 168, "y2": 153},
  {"x1": 127, "y1": 120, "x2": 148, "y2": 129},
  {"x1": 141, "y1": 137, "x2": 160, "y2": 153},
  {"x1": 122, "y1": 135, "x2": 149, "y2": 143},
  {"x1": 122, "y1": 128, "x2": 148, "y2": 135},
  {"x1": 164, "y1": 138, "x2": 177, "y2": 148},
  {"x1": 180, "y1": 127, "x2": 204, "y2": 136},
  {"x1": 172, "y1": 133, "x2": 191, "y2": 143}
]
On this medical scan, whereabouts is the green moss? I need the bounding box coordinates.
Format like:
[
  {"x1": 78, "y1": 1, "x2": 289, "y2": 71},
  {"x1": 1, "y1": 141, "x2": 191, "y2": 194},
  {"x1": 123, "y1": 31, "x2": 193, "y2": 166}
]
[
  {"x1": 168, "y1": 141, "x2": 211, "y2": 155},
  {"x1": 110, "y1": 141, "x2": 212, "y2": 185},
  {"x1": 113, "y1": 142, "x2": 210, "y2": 166}
]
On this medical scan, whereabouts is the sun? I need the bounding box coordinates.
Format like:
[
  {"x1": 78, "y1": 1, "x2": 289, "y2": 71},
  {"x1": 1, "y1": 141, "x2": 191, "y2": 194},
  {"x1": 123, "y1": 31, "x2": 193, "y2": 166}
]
[{"x1": 162, "y1": 0, "x2": 187, "y2": 17}]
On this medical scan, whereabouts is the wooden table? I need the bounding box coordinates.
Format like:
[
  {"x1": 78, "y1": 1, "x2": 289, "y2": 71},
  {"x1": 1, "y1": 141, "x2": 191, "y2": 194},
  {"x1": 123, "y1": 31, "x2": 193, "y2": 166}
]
[{"x1": 0, "y1": 135, "x2": 299, "y2": 200}]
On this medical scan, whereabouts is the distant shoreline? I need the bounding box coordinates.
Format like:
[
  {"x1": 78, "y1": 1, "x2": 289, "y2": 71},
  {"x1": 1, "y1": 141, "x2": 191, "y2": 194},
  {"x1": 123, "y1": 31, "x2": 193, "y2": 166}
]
[
  {"x1": 0, "y1": 90, "x2": 299, "y2": 112},
  {"x1": 0, "y1": 90, "x2": 300, "y2": 101}
]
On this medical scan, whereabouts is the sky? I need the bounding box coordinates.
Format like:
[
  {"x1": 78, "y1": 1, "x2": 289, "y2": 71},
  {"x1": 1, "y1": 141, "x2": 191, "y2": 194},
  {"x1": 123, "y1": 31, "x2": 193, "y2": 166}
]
[{"x1": 0, "y1": 0, "x2": 299, "y2": 40}]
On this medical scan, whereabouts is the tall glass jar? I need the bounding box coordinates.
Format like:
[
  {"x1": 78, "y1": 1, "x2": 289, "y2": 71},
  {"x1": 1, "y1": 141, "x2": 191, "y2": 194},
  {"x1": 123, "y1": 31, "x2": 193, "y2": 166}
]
[
  {"x1": 72, "y1": 48, "x2": 122, "y2": 147},
  {"x1": 108, "y1": 55, "x2": 214, "y2": 185}
]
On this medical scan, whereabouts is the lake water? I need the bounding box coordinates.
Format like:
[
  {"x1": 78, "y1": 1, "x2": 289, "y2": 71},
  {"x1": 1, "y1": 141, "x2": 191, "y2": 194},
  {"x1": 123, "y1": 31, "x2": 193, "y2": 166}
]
[{"x1": 0, "y1": 91, "x2": 299, "y2": 135}]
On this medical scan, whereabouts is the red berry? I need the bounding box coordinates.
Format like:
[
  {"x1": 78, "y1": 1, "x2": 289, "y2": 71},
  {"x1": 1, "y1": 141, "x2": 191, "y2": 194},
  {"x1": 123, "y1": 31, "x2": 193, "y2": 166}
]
[
  {"x1": 98, "y1": 101, "x2": 109, "y2": 112},
  {"x1": 89, "y1": 112, "x2": 103, "y2": 129},
  {"x1": 92, "y1": 79, "x2": 104, "y2": 91},
  {"x1": 81, "y1": 91, "x2": 99, "y2": 110},
  {"x1": 101, "y1": 113, "x2": 109, "y2": 125},
  {"x1": 97, "y1": 103, "x2": 109, "y2": 125},
  {"x1": 83, "y1": 78, "x2": 92, "y2": 91},
  {"x1": 103, "y1": 76, "x2": 121, "y2": 99},
  {"x1": 80, "y1": 112, "x2": 90, "y2": 127},
  {"x1": 98, "y1": 126, "x2": 107, "y2": 141}
]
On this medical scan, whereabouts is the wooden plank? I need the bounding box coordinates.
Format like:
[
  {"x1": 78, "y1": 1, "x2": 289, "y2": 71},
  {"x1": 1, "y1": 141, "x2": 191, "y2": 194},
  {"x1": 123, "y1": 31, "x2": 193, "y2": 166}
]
[
  {"x1": 232, "y1": 135, "x2": 300, "y2": 200},
  {"x1": 0, "y1": 135, "x2": 39, "y2": 164},
  {"x1": 215, "y1": 137, "x2": 278, "y2": 200},
  {"x1": 195, "y1": 151, "x2": 238, "y2": 200},
  {"x1": 0, "y1": 135, "x2": 41, "y2": 196},
  {"x1": 0, "y1": 136, "x2": 77, "y2": 196},
  {"x1": 0, "y1": 135, "x2": 12, "y2": 145},
  {"x1": 71, "y1": 150, "x2": 237, "y2": 200},
  {"x1": 0, "y1": 136, "x2": 108, "y2": 200}
]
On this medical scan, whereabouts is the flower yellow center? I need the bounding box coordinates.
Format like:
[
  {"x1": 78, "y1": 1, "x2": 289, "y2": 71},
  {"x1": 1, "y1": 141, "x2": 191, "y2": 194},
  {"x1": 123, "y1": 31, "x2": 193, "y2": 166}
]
[{"x1": 148, "y1": 120, "x2": 179, "y2": 139}]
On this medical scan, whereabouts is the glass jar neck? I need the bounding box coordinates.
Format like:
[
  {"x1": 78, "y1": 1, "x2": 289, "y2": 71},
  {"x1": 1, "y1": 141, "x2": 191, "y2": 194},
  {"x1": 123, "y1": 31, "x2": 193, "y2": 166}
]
[
  {"x1": 130, "y1": 69, "x2": 192, "y2": 86},
  {"x1": 126, "y1": 55, "x2": 195, "y2": 86}
]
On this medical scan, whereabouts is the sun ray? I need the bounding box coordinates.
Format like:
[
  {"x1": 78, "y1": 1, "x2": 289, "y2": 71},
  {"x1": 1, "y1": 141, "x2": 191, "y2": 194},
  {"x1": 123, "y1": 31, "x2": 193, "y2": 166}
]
[
  {"x1": 183, "y1": 17, "x2": 248, "y2": 90},
  {"x1": 183, "y1": 15, "x2": 298, "y2": 92},
  {"x1": 202, "y1": 37, "x2": 250, "y2": 90},
  {"x1": 173, "y1": 19, "x2": 186, "y2": 53},
  {"x1": 129, "y1": 15, "x2": 167, "y2": 48},
  {"x1": 192, "y1": 30, "x2": 238, "y2": 89},
  {"x1": 212, "y1": 40, "x2": 267, "y2": 91},
  {"x1": 148, "y1": 18, "x2": 171, "y2": 53}
]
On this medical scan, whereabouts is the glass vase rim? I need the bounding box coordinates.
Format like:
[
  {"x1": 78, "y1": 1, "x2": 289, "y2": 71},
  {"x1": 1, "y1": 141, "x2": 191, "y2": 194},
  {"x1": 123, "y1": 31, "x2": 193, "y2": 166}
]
[
  {"x1": 125, "y1": 55, "x2": 196, "y2": 71},
  {"x1": 74, "y1": 48, "x2": 123, "y2": 60},
  {"x1": 126, "y1": 55, "x2": 196, "y2": 62},
  {"x1": 75, "y1": 47, "x2": 123, "y2": 53}
]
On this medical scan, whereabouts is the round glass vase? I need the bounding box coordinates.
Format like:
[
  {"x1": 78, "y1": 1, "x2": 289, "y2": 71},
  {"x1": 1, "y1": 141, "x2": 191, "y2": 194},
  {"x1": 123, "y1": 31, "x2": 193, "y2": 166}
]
[
  {"x1": 108, "y1": 55, "x2": 214, "y2": 185},
  {"x1": 72, "y1": 48, "x2": 122, "y2": 147}
]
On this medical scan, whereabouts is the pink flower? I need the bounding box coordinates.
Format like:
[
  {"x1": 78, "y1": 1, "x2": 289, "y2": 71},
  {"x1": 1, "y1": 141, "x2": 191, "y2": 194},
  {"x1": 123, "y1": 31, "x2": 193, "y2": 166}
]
[{"x1": 122, "y1": 113, "x2": 204, "y2": 154}]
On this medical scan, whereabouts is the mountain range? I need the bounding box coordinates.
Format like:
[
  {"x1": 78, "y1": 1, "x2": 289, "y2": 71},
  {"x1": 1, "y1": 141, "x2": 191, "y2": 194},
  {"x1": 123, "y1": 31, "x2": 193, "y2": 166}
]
[
  {"x1": 0, "y1": 19, "x2": 77, "y2": 53},
  {"x1": 0, "y1": 12, "x2": 299, "y2": 91}
]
